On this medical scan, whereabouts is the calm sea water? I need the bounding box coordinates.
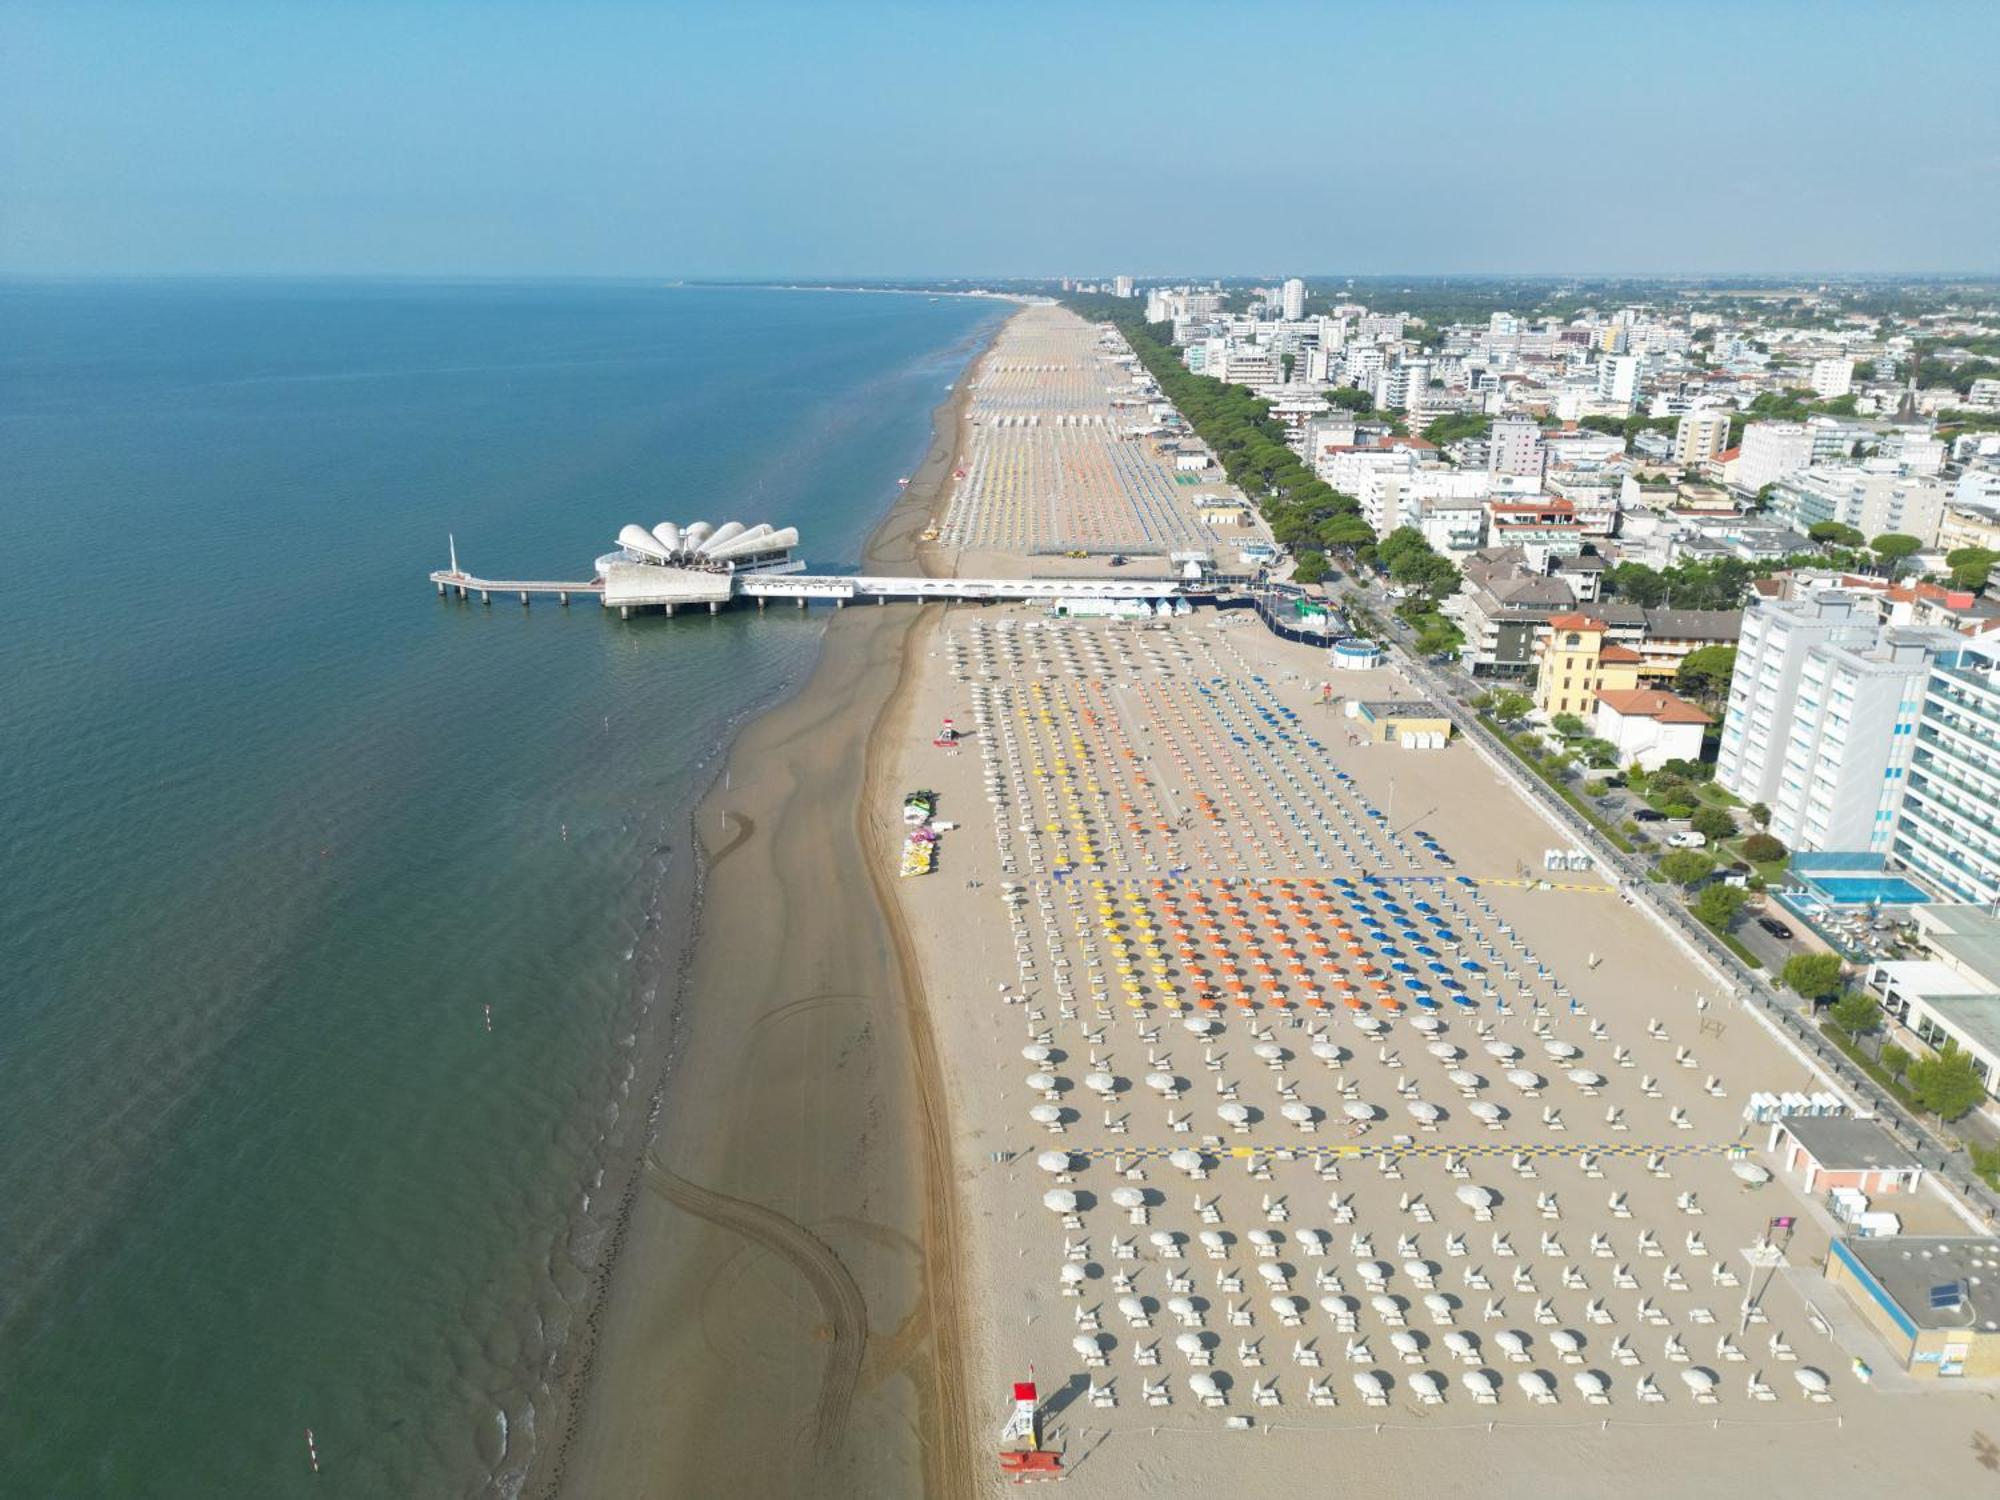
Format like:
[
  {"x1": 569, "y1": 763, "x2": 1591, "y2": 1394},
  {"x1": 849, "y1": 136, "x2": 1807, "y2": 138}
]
[{"x1": 0, "y1": 280, "x2": 1001, "y2": 1497}]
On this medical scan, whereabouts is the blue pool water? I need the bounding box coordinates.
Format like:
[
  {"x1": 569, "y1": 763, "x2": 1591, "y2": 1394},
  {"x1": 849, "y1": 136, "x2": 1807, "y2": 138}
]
[{"x1": 1802, "y1": 874, "x2": 1930, "y2": 906}]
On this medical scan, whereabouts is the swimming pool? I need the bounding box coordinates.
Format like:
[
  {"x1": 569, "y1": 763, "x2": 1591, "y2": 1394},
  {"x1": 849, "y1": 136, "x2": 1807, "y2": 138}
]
[{"x1": 1801, "y1": 874, "x2": 1930, "y2": 906}]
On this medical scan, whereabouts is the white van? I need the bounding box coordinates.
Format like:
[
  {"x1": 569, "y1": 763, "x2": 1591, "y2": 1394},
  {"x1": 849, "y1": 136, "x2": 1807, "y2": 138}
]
[{"x1": 1665, "y1": 830, "x2": 1708, "y2": 849}]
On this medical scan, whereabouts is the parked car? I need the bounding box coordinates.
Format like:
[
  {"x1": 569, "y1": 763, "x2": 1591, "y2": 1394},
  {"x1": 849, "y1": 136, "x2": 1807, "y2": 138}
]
[
  {"x1": 1757, "y1": 916, "x2": 1794, "y2": 940},
  {"x1": 1666, "y1": 830, "x2": 1709, "y2": 849},
  {"x1": 1633, "y1": 809, "x2": 1667, "y2": 823}
]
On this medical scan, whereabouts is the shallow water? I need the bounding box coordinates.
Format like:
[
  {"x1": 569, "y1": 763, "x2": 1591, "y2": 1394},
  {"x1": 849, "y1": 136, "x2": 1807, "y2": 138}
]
[{"x1": 0, "y1": 279, "x2": 1001, "y2": 1496}]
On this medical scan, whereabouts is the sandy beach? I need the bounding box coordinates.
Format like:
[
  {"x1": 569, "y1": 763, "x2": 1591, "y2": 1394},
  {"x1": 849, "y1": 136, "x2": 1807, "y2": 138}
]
[{"x1": 546, "y1": 323, "x2": 1004, "y2": 1500}]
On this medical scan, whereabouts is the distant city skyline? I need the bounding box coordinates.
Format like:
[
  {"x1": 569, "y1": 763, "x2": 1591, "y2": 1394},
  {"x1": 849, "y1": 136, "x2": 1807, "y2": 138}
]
[{"x1": 5, "y1": 0, "x2": 1998, "y2": 278}]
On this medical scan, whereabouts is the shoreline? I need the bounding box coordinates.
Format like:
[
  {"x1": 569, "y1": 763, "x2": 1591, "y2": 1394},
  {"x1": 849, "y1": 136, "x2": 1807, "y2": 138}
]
[{"x1": 539, "y1": 312, "x2": 1008, "y2": 1499}]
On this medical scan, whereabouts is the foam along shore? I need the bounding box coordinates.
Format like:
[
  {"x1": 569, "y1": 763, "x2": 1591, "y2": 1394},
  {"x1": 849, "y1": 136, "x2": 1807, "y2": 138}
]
[{"x1": 545, "y1": 323, "x2": 999, "y2": 1500}]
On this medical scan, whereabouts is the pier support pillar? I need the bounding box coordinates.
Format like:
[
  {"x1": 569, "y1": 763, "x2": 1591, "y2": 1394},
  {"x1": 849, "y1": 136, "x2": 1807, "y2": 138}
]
[
  {"x1": 436, "y1": 580, "x2": 446, "y2": 596},
  {"x1": 757, "y1": 597, "x2": 766, "y2": 611},
  {"x1": 620, "y1": 605, "x2": 631, "y2": 619},
  {"x1": 835, "y1": 599, "x2": 846, "y2": 609},
  {"x1": 877, "y1": 595, "x2": 886, "y2": 606},
  {"x1": 797, "y1": 597, "x2": 806, "y2": 610},
  {"x1": 559, "y1": 592, "x2": 569, "y2": 606},
  {"x1": 664, "y1": 603, "x2": 675, "y2": 617},
  {"x1": 520, "y1": 591, "x2": 530, "y2": 606},
  {"x1": 457, "y1": 585, "x2": 468, "y2": 600},
  {"x1": 480, "y1": 590, "x2": 491, "y2": 605},
  {"x1": 708, "y1": 600, "x2": 720, "y2": 614}
]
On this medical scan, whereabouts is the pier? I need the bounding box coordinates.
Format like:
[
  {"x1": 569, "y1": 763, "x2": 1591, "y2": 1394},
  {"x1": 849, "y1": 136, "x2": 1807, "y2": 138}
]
[{"x1": 430, "y1": 564, "x2": 1201, "y2": 617}]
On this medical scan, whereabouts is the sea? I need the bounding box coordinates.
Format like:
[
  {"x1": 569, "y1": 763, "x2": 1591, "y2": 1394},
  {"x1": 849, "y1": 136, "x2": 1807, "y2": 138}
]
[{"x1": 0, "y1": 279, "x2": 1004, "y2": 1497}]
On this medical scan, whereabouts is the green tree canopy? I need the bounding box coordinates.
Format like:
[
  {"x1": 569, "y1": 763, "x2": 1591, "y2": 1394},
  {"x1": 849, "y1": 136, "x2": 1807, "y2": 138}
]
[
  {"x1": 1872, "y1": 533, "x2": 1923, "y2": 577},
  {"x1": 1830, "y1": 990, "x2": 1883, "y2": 1038},
  {"x1": 1946, "y1": 546, "x2": 1998, "y2": 591},
  {"x1": 1675, "y1": 645, "x2": 1738, "y2": 706},
  {"x1": 1694, "y1": 883, "x2": 1748, "y2": 929},
  {"x1": 1741, "y1": 832, "x2": 1787, "y2": 864},
  {"x1": 1486, "y1": 689, "x2": 1534, "y2": 726},
  {"x1": 1690, "y1": 806, "x2": 1738, "y2": 843},
  {"x1": 1782, "y1": 951, "x2": 1845, "y2": 1002},
  {"x1": 1292, "y1": 551, "x2": 1329, "y2": 585},
  {"x1": 1808, "y1": 519, "x2": 1867, "y2": 549},
  {"x1": 1658, "y1": 849, "x2": 1715, "y2": 888},
  {"x1": 1907, "y1": 1043, "x2": 1987, "y2": 1121}
]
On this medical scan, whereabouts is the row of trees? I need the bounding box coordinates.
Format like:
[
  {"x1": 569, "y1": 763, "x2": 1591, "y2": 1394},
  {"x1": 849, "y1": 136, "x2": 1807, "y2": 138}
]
[{"x1": 1061, "y1": 294, "x2": 1377, "y2": 580}]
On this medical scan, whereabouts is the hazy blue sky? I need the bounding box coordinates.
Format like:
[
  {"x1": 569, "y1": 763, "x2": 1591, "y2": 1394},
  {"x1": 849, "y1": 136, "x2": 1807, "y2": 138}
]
[{"x1": 4, "y1": 0, "x2": 1996, "y2": 278}]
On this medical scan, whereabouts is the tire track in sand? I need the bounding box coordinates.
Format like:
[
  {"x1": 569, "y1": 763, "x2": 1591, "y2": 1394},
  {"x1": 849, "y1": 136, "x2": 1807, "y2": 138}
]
[{"x1": 643, "y1": 1154, "x2": 869, "y2": 1458}]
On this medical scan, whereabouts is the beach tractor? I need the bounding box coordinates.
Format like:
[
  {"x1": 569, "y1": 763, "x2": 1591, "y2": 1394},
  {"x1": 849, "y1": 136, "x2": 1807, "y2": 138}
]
[{"x1": 996, "y1": 1377, "x2": 1062, "y2": 1481}]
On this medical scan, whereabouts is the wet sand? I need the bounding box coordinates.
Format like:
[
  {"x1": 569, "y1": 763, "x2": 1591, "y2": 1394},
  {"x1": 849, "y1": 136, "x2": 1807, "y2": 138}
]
[{"x1": 546, "y1": 322, "x2": 1006, "y2": 1499}]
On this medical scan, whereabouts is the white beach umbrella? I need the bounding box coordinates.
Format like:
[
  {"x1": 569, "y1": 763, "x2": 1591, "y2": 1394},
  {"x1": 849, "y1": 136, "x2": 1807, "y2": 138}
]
[
  {"x1": 1407, "y1": 1101, "x2": 1443, "y2": 1125},
  {"x1": 1551, "y1": 1329, "x2": 1583, "y2": 1357},
  {"x1": 1021, "y1": 1044, "x2": 1052, "y2": 1063},
  {"x1": 1320, "y1": 1295, "x2": 1353, "y2": 1316},
  {"x1": 1730, "y1": 1161, "x2": 1772, "y2": 1185},
  {"x1": 1461, "y1": 1369, "x2": 1498, "y2": 1398},
  {"x1": 1248, "y1": 1228, "x2": 1279, "y2": 1248},
  {"x1": 1217, "y1": 1103, "x2": 1251, "y2": 1127},
  {"x1": 1110, "y1": 1186, "x2": 1146, "y2": 1209},
  {"x1": 1342, "y1": 1101, "x2": 1376, "y2": 1123},
  {"x1": 1448, "y1": 1069, "x2": 1484, "y2": 1090},
  {"x1": 1468, "y1": 1102, "x2": 1505, "y2": 1124},
  {"x1": 1573, "y1": 1369, "x2": 1609, "y2": 1398},
  {"x1": 1543, "y1": 1040, "x2": 1580, "y2": 1060},
  {"x1": 1183, "y1": 1016, "x2": 1218, "y2": 1036},
  {"x1": 1169, "y1": 1148, "x2": 1205, "y2": 1175},
  {"x1": 1410, "y1": 1015, "x2": 1442, "y2": 1035},
  {"x1": 1358, "y1": 1260, "x2": 1392, "y2": 1284},
  {"x1": 1073, "y1": 1334, "x2": 1104, "y2": 1357},
  {"x1": 1370, "y1": 1294, "x2": 1402, "y2": 1318},
  {"x1": 1036, "y1": 1151, "x2": 1075, "y2": 1175},
  {"x1": 1281, "y1": 1102, "x2": 1316, "y2": 1126},
  {"x1": 1567, "y1": 1069, "x2": 1604, "y2": 1089},
  {"x1": 1167, "y1": 1295, "x2": 1198, "y2": 1319},
  {"x1": 1484, "y1": 1041, "x2": 1519, "y2": 1060},
  {"x1": 1271, "y1": 1295, "x2": 1305, "y2": 1319},
  {"x1": 1390, "y1": 1330, "x2": 1422, "y2": 1357},
  {"x1": 1298, "y1": 1229, "x2": 1328, "y2": 1251},
  {"x1": 1796, "y1": 1367, "x2": 1831, "y2": 1394},
  {"x1": 1410, "y1": 1370, "x2": 1446, "y2": 1400},
  {"x1": 1149, "y1": 1230, "x2": 1180, "y2": 1251},
  {"x1": 1517, "y1": 1369, "x2": 1554, "y2": 1399},
  {"x1": 1426, "y1": 1041, "x2": 1461, "y2": 1061},
  {"x1": 1443, "y1": 1331, "x2": 1478, "y2": 1359},
  {"x1": 1681, "y1": 1367, "x2": 1717, "y2": 1394},
  {"x1": 1084, "y1": 1071, "x2": 1118, "y2": 1094},
  {"x1": 1496, "y1": 1329, "x2": 1529, "y2": 1358},
  {"x1": 1029, "y1": 1104, "x2": 1064, "y2": 1125},
  {"x1": 1355, "y1": 1015, "x2": 1385, "y2": 1035},
  {"x1": 1353, "y1": 1370, "x2": 1388, "y2": 1398},
  {"x1": 1058, "y1": 1263, "x2": 1086, "y2": 1287},
  {"x1": 1505, "y1": 1069, "x2": 1542, "y2": 1091},
  {"x1": 1198, "y1": 1229, "x2": 1227, "y2": 1251},
  {"x1": 1145, "y1": 1072, "x2": 1181, "y2": 1095},
  {"x1": 1025, "y1": 1071, "x2": 1058, "y2": 1093},
  {"x1": 1253, "y1": 1043, "x2": 1285, "y2": 1063},
  {"x1": 1454, "y1": 1184, "x2": 1496, "y2": 1208},
  {"x1": 1404, "y1": 1260, "x2": 1437, "y2": 1282},
  {"x1": 1118, "y1": 1296, "x2": 1147, "y2": 1321},
  {"x1": 1175, "y1": 1331, "x2": 1205, "y2": 1355},
  {"x1": 1257, "y1": 1263, "x2": 1287, "y2": 1286},
  {"x1": 1042, "y1": 1189, "x2": 1078, "y2": 1213},
  {"x1": 1189, "y1": 1372, "x2": 1221, "y2": 1400}
]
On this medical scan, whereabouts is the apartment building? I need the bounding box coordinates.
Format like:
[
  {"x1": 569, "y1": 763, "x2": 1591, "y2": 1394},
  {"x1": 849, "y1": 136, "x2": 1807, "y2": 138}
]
[
  {"x1": 1768, "y1": 463, "x2": 1950, "y2": 546},
  {"x1": 1717, "y1": 592, "x2": 1952, "y2": 853},
  {"x1": 1894, "y1": 640, "x2": 2000, "y2": 908},
  {"x1": 1810, "y1": 357, "x2": 1855, "y2": 398},
  {"x1": 1534, "y1": 614, "x2": 1644, "y2": 720},
  {"x1": 1487, "y1": 414, "x2": 1546, "y2": 479},
  {"x1": 1737, "y1": 421, "x2": 1816, "y2": 492},
  {"x1": 1673, "y1": 409, "x2": 1732, "y2": 467},
  {"x1": 1596, "y1": 353, "x2": 1645, "y2": 408},
  {"x1": 1280, "y1": 277, "x2": 1306, "y2": 321}
]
